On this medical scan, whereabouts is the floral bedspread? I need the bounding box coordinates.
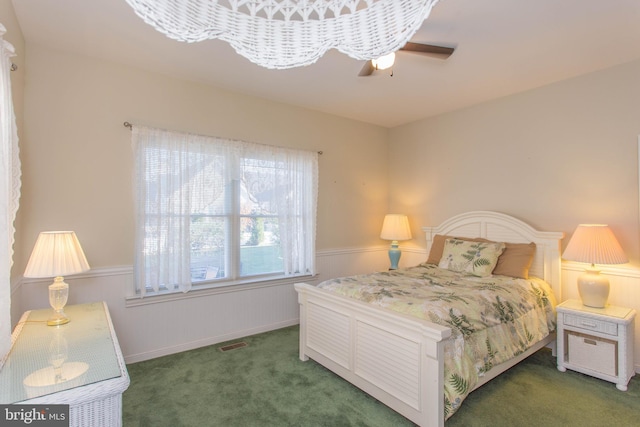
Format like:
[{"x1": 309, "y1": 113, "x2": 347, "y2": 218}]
[{"x1": 317, "y1": 263, "x2": 557, "y2": 419}]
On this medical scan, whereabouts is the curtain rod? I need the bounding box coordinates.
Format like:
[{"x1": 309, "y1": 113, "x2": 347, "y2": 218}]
[{"x1": 123, "y1": 121, "x2": 323, "y2": 155}]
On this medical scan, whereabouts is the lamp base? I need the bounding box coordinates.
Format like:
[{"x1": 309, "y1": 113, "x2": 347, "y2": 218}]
[
  {"x1": 577, "y1": 268, "x2": 609, "y2": 308},
  {"x1": 47, "y1": 313, "x2": 70, "y2": 326},
  {"x1": 48, "y1": 278, "x2": 70, "y2": 326},
  {"x1": 388, "y1": 241, "x2": 401, "y2": 270}
]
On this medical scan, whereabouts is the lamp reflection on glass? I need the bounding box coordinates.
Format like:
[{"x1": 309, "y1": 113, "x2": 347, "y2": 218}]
[
  {"x1": 562, "y1": 224, "x2": 628, "y2": 308},
  {"x1": 23, "y1": 326, "x2": 89, "y2": 398},
  {"x1": 23, "y1": 231, "x2": 90, "y2": 326},
  {"x1": 380, "y1": 214, "x2": 412, "y2": 270},
  {"x1": 48, "y1": 327, "x2": 68, "y2": 383}
]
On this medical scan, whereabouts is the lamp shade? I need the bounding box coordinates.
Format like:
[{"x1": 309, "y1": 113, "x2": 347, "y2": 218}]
[
  {"x1": 24, "y1": 231, "x2": 90, "y2": 278},
  {"x1": 562, "y1": 224, "x2": 628, "y2": 265},
  {"x1": 380, "y1": 214, "x2": 412, "y2": 241}
]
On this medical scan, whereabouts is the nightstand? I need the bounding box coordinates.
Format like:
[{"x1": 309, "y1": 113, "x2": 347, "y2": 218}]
[{"x1": 556, "y1": 299, "x2": 636, "y2": 391}]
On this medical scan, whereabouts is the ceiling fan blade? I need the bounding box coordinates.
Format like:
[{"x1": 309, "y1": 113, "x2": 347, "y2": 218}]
[
  {"x1": 357, "y1": 41, "x2": 453, "y2": 76},
  {"x1": 400, "y1": 42, "x2": 454, "y2": 59},
  {"x1": 358, "y1": 61, "x2": 375, "y2": 77}
]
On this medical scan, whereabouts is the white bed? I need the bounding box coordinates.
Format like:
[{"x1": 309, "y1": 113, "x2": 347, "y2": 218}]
[{"x1": 295, "y1": 211, "x2": 564, "y2": 427}]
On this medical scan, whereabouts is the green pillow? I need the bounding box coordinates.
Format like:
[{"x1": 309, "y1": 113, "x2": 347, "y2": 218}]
[{"x1": 438, "y1": 238, "x2": 506, "y2": 277}]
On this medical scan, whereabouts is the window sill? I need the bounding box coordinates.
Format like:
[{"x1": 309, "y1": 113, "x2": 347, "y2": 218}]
[{"x1": 125, "y1": 273, "x2": 315, "y2": 308}]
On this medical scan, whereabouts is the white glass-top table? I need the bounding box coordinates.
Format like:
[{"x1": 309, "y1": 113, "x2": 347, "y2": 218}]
[{"x1": 0, "y1": 302, "x2": 129, "y2": 427}]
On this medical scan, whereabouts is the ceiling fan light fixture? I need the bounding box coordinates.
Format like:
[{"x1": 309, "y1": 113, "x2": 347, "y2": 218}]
[{"x1": 372, "y1": 52, "x2": 396, "y2": 70}]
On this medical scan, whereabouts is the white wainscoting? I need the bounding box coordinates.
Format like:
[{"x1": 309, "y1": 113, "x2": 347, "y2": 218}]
[
  {"x1": 13, "y1": 249, "x2": 640, "y2": 372},
  {"x1": 14, "y1": 247, "x2": 394, "y2": 364}
]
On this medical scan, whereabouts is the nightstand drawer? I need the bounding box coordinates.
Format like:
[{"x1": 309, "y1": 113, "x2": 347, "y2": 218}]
[
  {"x1": 563, "y1": 313, "x2": 618, "y2": 336},
  {"x1": 568, "y1": 332, "x2": 617, "y2": 376}
]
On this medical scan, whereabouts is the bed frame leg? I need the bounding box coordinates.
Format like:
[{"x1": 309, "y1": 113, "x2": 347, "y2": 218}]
[
  {"x1": 422, "y1": 339, "x2": 446, "y2": 427},
  {"x1": 297, "y1": 287, "x2": 309, "y2": 362}
]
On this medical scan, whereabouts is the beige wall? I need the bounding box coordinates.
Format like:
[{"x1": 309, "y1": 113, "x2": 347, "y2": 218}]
[
  {"x1": 389, "y1": 58, "x2": 640, "y2": 265},
  {"x1": 14, "y1": 44, "x2": 389, "y2": 277}
]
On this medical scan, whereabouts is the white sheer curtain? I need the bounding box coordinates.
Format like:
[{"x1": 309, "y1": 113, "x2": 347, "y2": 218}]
[
  {"x1": 0, "y1": 23, "x2": 21, "y2": 360},
  {"x1": 132, "y1": 125, "x2": 317, "y2": 297},
  {"x1": 274, "y1": 150, "x2": 318, "y2": 276}
]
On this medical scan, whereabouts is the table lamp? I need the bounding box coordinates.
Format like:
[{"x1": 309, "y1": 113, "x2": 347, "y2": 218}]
[
  {"x1": 24, "y1": 231, "x2": 90, "y2": 326},
  {"x1": 562, "y1": 224, "x2": 627, "y2": 308},
  {"x1": 380, "y1": 214, "x2": 412, "y2": 270}
]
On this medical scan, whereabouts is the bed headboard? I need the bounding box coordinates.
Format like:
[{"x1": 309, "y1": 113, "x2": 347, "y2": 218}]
[{"x1": 422, "y1": 211, "x2": 565, "y2": 300}]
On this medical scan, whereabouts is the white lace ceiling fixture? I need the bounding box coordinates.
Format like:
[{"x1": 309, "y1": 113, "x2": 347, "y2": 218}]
[{"x1": 125, "y1": 0, "x2": 441, "y2": 69}]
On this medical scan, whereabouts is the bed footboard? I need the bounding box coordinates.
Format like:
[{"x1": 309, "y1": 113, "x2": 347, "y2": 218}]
[{"x1": 295, "y1": 282, "x2": 451, "y2": 427}]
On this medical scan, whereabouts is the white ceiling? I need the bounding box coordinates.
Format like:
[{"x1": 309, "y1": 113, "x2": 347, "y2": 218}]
[{"x1": 11, "y1": 0, "x2": 640, "y2": 128}]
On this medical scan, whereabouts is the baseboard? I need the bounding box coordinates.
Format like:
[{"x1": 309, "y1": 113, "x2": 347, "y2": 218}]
[{"x1": 123, "y1": 318, "x2": 300, "y2": 364}]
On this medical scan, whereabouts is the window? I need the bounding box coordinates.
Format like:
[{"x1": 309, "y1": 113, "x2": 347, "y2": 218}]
[{"x1": 132, "y1": 126, "x2": 318, "y2": 297}]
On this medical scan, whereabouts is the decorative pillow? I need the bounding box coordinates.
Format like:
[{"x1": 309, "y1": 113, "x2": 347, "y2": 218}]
[
  {"x1": 493, "y1": 242, "x2": 536, "y2": 279},
  {"x1": 428, "y1": 234, "x2": 536, "y2": 279},
  {"x1": 438, "y1": 238, "x2": 506, "y2": 277},
  {"x1": 427, "y1": 234, "x2": 486, "y2": 264}
]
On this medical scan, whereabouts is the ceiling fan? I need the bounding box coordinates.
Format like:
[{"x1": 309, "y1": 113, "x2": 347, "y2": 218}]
[{"x1": 358, "y1": 42, "x2": 455, "y2": 77}]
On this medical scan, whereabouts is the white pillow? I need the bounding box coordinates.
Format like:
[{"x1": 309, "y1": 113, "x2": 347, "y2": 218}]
[{"x1": 438, "y1": 238, "x2": 506, "y2": 277}]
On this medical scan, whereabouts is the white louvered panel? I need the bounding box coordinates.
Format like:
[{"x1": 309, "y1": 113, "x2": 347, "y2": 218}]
[
  {"x1": 363, "y1": 342, "x2": 421, "y2": 388},
  {"x1": 358, "y1": 350, "x2": 419, "y2": 393},
  {"x1": 355, "y1": 322, "x2": 421, "y2": 410},
  {"x1": 527, "y1": 257, "x2": 544, "y2": 280},
  {"x1": 307, "y1": 302, "x2": 351, "y2": 369},
  {"x1": 447, "y1": 223, "x2": 481, "y2": 239},
  {"x1": 486, "y1": 225, "x2": 528, "y2": 243}
]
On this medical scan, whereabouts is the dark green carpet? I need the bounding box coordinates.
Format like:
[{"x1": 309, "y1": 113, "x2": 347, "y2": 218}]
[{"x1": 123, "y1": 326, "x2": 640, "y2": 426}]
